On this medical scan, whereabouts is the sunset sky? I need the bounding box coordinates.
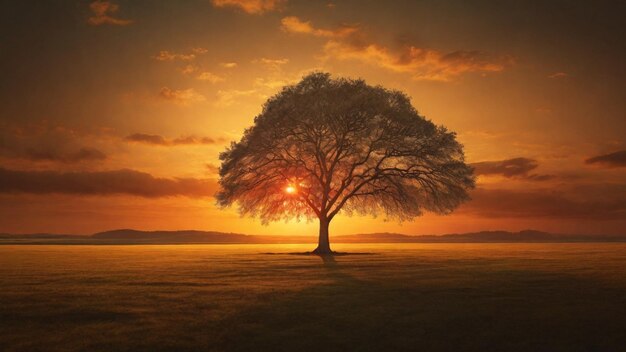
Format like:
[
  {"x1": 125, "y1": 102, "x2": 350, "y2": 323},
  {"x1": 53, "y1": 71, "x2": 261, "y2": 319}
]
[{"x1": 1, "y1": 0, "x2": 625, "y2": 236}]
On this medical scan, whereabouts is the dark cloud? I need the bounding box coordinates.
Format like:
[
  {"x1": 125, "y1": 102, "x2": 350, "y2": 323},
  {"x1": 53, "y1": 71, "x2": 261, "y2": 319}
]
[
  {"x1": 172, "y1": 136, "x2": 223, "y2": 145},
  {"x1": 461, "y1": 186, "x2": 626, "y2": 220},
  {"x1": 471, "y1": 157, "x2": 537, "y2": 177},
  {"x1": 87, "y1": 1, "x2": 133, "y2": 26},
  {"x1": 125, "y1": 133, "x2": 225, "y2": 146},
  {"x1": 470, "y1": 157, "x2": 554, "y2": 181},
  {"x1": 19, "y1": 147, "x2": 107, "y2": 163},
  {"x1": 0, "y1": 167, "x2": 218, "y2": 198},
  {"x1": 125, "y1": 133, "x2": 168, "y2": 145},
  {"x1": 0, "y1": 126, "x2": 107, "y2": 163},
  {"x1": 585, "y1": 150, "x2": 626, "y2": 168},
  {"x1": 526, "y1": 174, "x2": 556, "y2": 182}
]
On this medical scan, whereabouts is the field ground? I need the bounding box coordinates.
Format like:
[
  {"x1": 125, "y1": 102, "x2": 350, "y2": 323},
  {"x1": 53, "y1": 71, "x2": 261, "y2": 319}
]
[{"x1": 1, "y1": 243, "x2": 626, "y2": 352}]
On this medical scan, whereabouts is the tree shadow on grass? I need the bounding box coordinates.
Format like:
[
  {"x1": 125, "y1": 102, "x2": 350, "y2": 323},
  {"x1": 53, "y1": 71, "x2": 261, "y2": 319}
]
[
  {"x1": 5, "y1": 254, "x2": 626, "y2": 352},
  {"x1": 213, "y1": 262, "x2": 626, "y2": 352}
]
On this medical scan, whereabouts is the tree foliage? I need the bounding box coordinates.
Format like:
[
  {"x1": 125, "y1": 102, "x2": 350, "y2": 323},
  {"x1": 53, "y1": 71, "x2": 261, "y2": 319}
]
[{"x1": 217, "y1": 72, "x2": 475, "y2": 227}]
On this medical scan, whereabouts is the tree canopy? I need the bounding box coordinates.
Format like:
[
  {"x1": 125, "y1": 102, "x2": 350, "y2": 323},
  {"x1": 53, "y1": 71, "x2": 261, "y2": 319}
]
[{"x1": 217, "y1": 72, "x2": 475, "y2": 253}]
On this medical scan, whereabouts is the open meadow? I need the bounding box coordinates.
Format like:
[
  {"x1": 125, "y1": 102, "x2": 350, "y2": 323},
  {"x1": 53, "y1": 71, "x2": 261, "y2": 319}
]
[{"x1": 2, "y1": 243, "x2": 626, "y2": 352}]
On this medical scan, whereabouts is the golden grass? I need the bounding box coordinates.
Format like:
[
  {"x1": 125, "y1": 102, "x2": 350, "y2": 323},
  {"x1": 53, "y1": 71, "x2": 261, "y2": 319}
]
[{"x1": 1, "y1": 243, "x2": 626, "y2": 351}]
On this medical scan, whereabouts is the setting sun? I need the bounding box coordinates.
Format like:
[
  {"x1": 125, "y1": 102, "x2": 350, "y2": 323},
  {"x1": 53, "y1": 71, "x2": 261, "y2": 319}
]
[{"x1": 285, "y1": 185, "x2": 296, "y2": 194}]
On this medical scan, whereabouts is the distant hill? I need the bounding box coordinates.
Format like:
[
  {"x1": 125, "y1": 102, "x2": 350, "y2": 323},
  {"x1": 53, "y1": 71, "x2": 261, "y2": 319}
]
[
  {"x1": 0, "y1": 233, "x2": 84, "y2": 240},
  {"x1": 92, "y1": 229, "x2": 257, "y2": 243},
  {"x1": 334, "y1": 230, "x2": 626, "y2": 243},
  {"x1": 0, "y1": 229, "x2": 624, "y2": 244}
]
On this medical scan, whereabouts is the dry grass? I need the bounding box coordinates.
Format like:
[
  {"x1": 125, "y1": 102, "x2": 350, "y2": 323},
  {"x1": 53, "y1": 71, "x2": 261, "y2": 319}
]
[{"x1": 1, "y1": 243, "x2": 626, "y2": 351}]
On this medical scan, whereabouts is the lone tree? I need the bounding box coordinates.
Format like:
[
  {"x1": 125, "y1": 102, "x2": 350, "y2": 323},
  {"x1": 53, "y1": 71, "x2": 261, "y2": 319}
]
[{"x1": 217, "y1": 73, "x2": 475, "y2": 255}]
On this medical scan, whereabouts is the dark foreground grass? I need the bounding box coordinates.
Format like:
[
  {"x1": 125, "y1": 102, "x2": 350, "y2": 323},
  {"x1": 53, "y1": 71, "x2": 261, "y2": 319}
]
[{"x1": 1, "y1": 243, "x2": 626, "y2": 352}]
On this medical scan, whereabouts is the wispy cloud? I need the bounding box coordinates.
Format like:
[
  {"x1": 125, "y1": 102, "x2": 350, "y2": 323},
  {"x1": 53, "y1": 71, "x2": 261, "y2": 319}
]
[
  {"x1": 154, "y1": 51, "x2": 196, "y2": 61},
  {"x1": 87, "y1": 1, "x2": 133, "y2": 26},
  {"x1": 253, "y1": 67, "x2": 319, "y2": 90},
  {"x1": 280, "y1": 16, "x2": 357, "y2": 37},
  {"x1": 125, "y1": 133, "x2": 226, "y2": 146},
  {"x1": 323, "y1": 41, "x2": 510, "y2": 82},
  {"x1": 196, "y1": 71, "x2": 224, "y2": 83},
  {"x1": 471, "y1": 157, "x2": 554, "y2": 181},
  {"x1": 191, "y1": 48, "x2": 208, "y2": 54},
  {"x1": 180, "y1": 64, "x2": 198, "y2": 74},
  {"x1": 253, "y1": 57, "x2": 289, "y2": 70},
  {"x1": 0, "y1": 167, "x2": 217, "y2": 198},
  {"x1": 211, "y1": 0, "x2": 284, "y2": 14},
  {"x1": 205, "y1": 163, "x2": 220, "y2": 174},
  {"x1": 585, "y1": 150, "x2": 626, "y2": 168},
  {"x1": 548, "y1": 72, "x2": 568, "y2": 79},
  {"x1": 220, "y1": 62, "x2": 238, "y2": 68},
  {"x1": 214, "y1": 89, "x2": 259, "y2": 107},
  {"x1": 153, "y1": 48, "x2": 208, "y2": 62},
  {"x1": 254, "y1": 77, "x2": 292, "y2": 89},
  {"x1": 158, "y1": 87, "x2": 206, "y2": 105},
  {"x1": 281, "y1": 16, "x2": 511, "y2": 82}
]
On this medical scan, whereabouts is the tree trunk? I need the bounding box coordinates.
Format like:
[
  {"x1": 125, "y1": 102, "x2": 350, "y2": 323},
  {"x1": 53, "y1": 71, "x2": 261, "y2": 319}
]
[{"x1": 312, "y1": 217, "x2": 332, "y2": 255}]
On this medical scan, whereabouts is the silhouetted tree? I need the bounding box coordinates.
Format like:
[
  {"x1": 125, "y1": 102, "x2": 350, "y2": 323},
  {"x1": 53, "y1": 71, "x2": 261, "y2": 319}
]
[{"x1": 217, "y1": 73, "x2": 475, "y2": 254}]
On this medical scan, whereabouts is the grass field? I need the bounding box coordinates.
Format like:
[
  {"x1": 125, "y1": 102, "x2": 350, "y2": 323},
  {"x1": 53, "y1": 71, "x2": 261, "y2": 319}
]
[{"x1": 1, "y1": 243, "x2": 626, "y2": 351}]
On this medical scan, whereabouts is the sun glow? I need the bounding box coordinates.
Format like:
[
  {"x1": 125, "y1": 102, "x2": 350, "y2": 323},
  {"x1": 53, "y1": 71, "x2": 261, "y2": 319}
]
[{"x1": 285, "y1": 185, "x2": 296, "y2": 194}]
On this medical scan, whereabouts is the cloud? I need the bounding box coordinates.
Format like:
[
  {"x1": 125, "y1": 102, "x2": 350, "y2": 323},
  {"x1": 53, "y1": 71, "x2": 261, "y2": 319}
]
[
  {"x1": 471, "y1": 157, "x2": 538, "y2": 177},
  {"x1": 471, "y1": 157, "x2": 554, "y2": 181},
  {"x1": 220, "y1": 62, "x2": 238, "y2": 68},
  {"x1": 87, "y1": 1, "x2": 133, "y2": 26},
  {"x1": 153, "y1": 48, "x2": 207, "y2": 62},
  {"x1": 0, "y1": 124, "x2": 107, "y2": 164},
  {"x1": 324, "y1": 41, "x2": 510, "y2": 82},
  {"x1": 158, "y1": 87, "x2": 206, "y2": 105},
  {"x1": 281, "y1": 16, "x2": 511, "y2": 81},
  {"x1": 585, "y1": 150, "x2": 626, "y2": 168},
  {"x1": 253, "y1": 67, "x2": 319, "y2": 90},
  {"x1": 280, "y1": 16, "x2": 357, "y2": 38},
  {"x1": 125, "y1": 133, "x2": 226, "y2": 146},
  {"x1": 211, "y1": 0, "x2": 284, "y2": 14},
  {"x1": 205, "y1": 163, "x2": 220, "y2": 174},
  {"x1": 214, "y1": 89, "x2": 259, "y2": 107},
  {"x1": 196, "y1": 71, "x2": 224, "y2": 83},
  {"x1": 253, "y1": 57, "x2": 289, "y2": 70},
  {"x1": 22, "y1": 147, "x2": 107, "y2": 163},
  {"x1": 460, "y1": 186, "x2": 626, "y2": 220},
  {"x1": 154, "y1": 51, "x2": 196, "y2": 62},
  {"x1": 180, "y1": 64, "x2": 198, "y2": 74},
  {"x1": 191, "y1": 47, "x2": 208, "y2": 54},
  {"x1": 548, "y1": 72, "x2": 568, "y2": 79},
  {"x1": 0, "y1": 167, "x2": 217, "y2": 198},
  {"x1": 258, "y1": 58, "x2": 289, "y2": 65},
  {"x1": 526, "y1": 174, "x2": 556, "y2": 182},
  {"x1": 124, "y1": 133, "x2": 168, "y2": 145},
  {"x1": 254, "y1": 77, "x2": 292, "y2": 89}
]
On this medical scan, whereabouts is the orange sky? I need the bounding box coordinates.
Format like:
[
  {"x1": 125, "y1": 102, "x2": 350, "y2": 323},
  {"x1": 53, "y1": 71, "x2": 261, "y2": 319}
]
[{"x1": 1, "y1": 0, "x2": 625, "y2": 235}]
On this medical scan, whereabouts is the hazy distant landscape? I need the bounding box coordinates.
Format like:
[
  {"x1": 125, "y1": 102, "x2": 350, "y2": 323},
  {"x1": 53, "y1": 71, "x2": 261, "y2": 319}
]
[
  {"x1": 2, "y1": 229, "x2": 625, "y2": 245},
  {"x1": 2, "y1": 243, "x2": 626, "y2": 352}
]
